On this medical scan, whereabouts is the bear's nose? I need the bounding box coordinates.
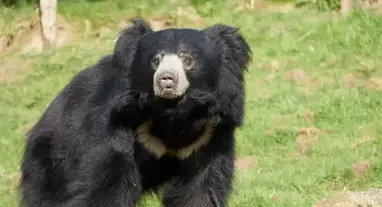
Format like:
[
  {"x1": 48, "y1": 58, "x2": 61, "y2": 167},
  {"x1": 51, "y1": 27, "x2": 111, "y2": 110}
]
[
  {"x1": 158, "y1": 72, "x2": 177, "y2": 89},
  {"x1": 161, "y1": 73, "x2": 175, "y2": 81}
]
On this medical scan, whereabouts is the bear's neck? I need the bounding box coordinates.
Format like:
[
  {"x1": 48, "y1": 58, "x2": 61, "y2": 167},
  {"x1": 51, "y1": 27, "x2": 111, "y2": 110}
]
[
  {"x1": 139, "y1": 94, "x2": 219, "y2": 149},
  {"x1": 136, "y1": 112, "x2": 220, "y2": 160},
  {"x1": 148, "y1": 104, "x2": 212, "y2": 149}
]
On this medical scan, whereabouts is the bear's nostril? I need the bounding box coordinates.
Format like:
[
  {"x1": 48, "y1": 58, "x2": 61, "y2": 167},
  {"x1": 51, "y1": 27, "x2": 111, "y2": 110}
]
[{"x1": 161, "y1": 73, "x2": 175, "y2": 82}]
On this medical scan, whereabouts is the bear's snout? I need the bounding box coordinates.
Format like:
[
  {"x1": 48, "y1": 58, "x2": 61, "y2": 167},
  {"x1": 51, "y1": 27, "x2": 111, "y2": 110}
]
[{"x1": 156, "y1": 71, "x2": 178, "y2": 89}]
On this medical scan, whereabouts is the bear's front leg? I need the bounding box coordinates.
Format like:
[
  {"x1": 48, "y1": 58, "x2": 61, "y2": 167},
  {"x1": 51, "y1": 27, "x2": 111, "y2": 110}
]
[
  {"x1": 161, "y1": 147, "x2": 235, "y2": 207},
  {"x1": 65, "y1": 130, "x2": 143, "y2": 207}
]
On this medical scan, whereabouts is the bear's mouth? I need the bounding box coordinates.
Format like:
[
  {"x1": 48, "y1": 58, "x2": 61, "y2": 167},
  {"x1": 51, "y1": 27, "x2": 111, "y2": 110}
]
[
  {"x1": 154, "y1": 83, "x2": 187, "y2": 100},
  {"x1": 158, "y1": 88, "x2": 180, "y2": 99},
  {"x1": 153, "y1": 88, "x2": 187, "y2": 102}
]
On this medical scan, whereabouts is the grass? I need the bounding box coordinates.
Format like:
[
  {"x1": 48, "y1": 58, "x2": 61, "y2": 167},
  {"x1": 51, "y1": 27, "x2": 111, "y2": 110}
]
[{"x1": 1, "y1": 0, "x2": 382, "y2": 206}]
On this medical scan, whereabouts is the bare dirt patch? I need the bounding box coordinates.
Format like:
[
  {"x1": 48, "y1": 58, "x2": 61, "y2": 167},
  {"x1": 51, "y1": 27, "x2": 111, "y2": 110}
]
[
  {"x1": 298, "y1": 127, "x2": 330, "y2": 136},
  {"x1": 284, "y1": 69, "x2": 322, "y2": 95},
  {"x1": 256, "y1": 74, "x2": 276, "y2": 86},
  {"x1": 0, "y1": 58, "x2": 33, "y2": 84},
  {"x1": 228, "y1": 0, "x2": 295, "y2": 13},
  {"x1": 294, "y1": 127, "x2": 330, "y2": 156},
  {"x1": 284, "y1": 68, "x2": 312, "y2": 85},
  {"x1": 115, "y1": 5, "x2": 204, "y2": 32},
  {"x1": 0, "y1": 35, "x2": 9, "y2": 57},
  {"x1": 296, "y1": 127, "x2": 323, "y2": 156},
  {"x1": 169, "y1": 5, "x2": 205, "y2": 28},
  {"x1": 342, "y1": 73, "x2": 362, "y2": 88},
  {"x1": 6, "y1": 14, "x2": 73, "y2": 54},
  {"x1": 364, "y1": 77, "x2": 382, "y2": 90},
  {"x1": 265, "y1": 2, "x2": 295, "y2": 13},
  {"x1": 362, "y1": 0, "x2": 382, "y2": 14},
  {"x1": 342, "y1": 72, "x2": 382, "y2": 90},
  {"x1": 148, "y1": 16, "x2": 169, "y2": 31},
  {"x1": 235, "y1": 156, "x2": 258, "y2": 170},
  {"x1": 265, "y1": 59, "x2": 280, "y2": 73},
  {"x1": 352, "y1": 136, "x2": 375, "y2": 149},
  {"x1": 313, "y1": 188, "x2": 382, "y2": 207},
  {"x1": 352, "y1": 160, "x2": 371, "y2": 179},
  {"x1": 296, "y1": 134, "x2": 319, "y2": 156},
  {"x1": 303, "y1": 110, "x2": 315, "y2": 124}
]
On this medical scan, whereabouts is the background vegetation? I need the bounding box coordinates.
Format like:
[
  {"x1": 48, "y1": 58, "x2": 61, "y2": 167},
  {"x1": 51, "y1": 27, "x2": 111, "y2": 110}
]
[{"x1": 1, "y1": 0, "x2": 382, "y2": 206}]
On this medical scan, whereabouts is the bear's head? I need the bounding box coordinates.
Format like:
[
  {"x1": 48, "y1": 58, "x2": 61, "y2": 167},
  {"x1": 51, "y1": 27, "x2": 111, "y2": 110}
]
[{"x1": 113, "y1": 19, "x2": 251, "y2": 125}]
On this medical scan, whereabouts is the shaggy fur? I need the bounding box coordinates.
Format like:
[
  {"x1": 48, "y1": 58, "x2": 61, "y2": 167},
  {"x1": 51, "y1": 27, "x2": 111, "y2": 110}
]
[{"x1": 19, "y1": 18, "x2": 252, "y2": 207}]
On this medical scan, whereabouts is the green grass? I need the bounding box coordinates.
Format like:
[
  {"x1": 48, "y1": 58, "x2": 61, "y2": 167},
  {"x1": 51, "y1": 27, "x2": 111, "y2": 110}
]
[{"x1": 1, "y1": 0, "x2": 382, "y2": 206}]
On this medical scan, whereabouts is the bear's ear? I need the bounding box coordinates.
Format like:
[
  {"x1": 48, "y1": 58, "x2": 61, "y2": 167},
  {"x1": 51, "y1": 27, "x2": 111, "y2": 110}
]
[
  {"x1": 202, "y1": 24, "x2": 252, "y2": 74},
  {"x1": 203, "y1": 24, "x2": 251, "y2": 127},
  {"x1": 113, "y1": 18, "x2": 153, "y2": 69}
]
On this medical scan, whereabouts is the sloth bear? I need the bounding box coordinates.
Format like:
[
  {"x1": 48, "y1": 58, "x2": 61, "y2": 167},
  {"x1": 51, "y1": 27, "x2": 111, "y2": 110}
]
[{"x1": 19, "y1": 18, "x2": 251, "y2": 207}]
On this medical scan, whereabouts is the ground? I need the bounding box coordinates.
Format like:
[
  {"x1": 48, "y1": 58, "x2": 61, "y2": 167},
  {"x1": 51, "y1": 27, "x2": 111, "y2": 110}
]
[{"x1": 0, "y1": 0, "x2": 381, "y2": 206}]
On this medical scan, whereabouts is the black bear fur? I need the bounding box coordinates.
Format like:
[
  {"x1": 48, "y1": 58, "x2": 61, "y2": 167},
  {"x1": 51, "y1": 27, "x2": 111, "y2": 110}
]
[{"x1": 19, "y1": 18, "x2": 252, "y2": 207}]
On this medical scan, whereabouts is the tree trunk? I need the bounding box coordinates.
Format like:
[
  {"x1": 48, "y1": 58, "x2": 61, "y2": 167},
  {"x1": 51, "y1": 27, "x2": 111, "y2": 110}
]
[
  {"x1": 340, "y1": 0, "x2": 353, "y2": 15},
  {"x1": 39, "y1": 0, "x2": 57, "y2": 50}
]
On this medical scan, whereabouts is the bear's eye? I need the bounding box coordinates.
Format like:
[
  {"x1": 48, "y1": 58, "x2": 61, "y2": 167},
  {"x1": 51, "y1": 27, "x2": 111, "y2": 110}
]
[
  {"x1": 152, "y1": 57, "x2": 160, "y2": 68},
  {"x1": 183, "y1": 58, "x2": 193, "y2": 68}
]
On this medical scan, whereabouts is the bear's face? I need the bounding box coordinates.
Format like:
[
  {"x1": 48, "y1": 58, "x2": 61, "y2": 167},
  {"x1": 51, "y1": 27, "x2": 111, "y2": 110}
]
[
  {"x1": 114, "y1": 19, "x2": 251, "y2": 124},
  {"x1": 130, "y1": 29, "x2": 221, "y2": 102}
]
